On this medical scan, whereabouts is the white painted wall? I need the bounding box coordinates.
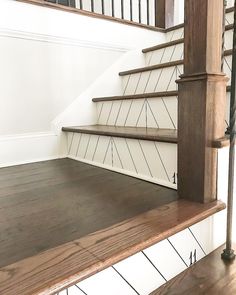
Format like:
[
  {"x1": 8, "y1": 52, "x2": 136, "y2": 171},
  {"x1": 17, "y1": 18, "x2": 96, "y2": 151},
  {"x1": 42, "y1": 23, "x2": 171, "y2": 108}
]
[
  {"x1": 174, "y1": 0, "x2": 184, "y2": 25},
  {"x1": 0, "y1": 0, "x2": 165, "y2": 167}
]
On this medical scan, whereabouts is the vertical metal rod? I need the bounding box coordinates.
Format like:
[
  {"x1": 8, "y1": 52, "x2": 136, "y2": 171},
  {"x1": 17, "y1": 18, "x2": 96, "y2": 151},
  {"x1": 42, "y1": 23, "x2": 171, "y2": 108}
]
[
  {"x1": 101, "y1": 0, "x2": 105, "y2": 14},
  {"x1": 221, "y1": 0, "x2": 236, "y2": 262},
  {"x1": 79, "y1": 0, "x2": 83, "y2": 9},
  {"x1": 221, "y1": 0, "x2": 227, "y2": 72},
  {"x1": 138, "y1": 0, "x2": 141, "y2": 23},
  {"x1": 121, "y1": 0, "x2": 124, "y2": 19},
  {"x1": 91, "y1": 0, "x2": 94, "y2": 12},
  {"x1": 111, "y1": 0, "x2": 115, "y2": 17},
  {"x1": 147, "y1": 0, "x2": 150, "y2": 25},
  {"x1": 130, "y1": 0, "x2": 133, "y2": 21}
]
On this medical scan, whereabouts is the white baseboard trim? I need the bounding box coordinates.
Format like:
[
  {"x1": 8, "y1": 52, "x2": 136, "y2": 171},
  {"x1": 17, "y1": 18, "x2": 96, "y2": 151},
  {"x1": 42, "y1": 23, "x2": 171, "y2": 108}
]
[
  {"x1": 0, "y1": 132, "x2": 63, "y2": 168},
  {"x1": 68, "y1": 155, "x2": 177, "y2": 190}
]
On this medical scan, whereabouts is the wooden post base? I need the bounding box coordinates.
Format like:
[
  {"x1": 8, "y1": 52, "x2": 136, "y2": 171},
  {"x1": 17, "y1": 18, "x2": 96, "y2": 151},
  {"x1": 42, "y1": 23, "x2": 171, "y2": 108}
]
[{"x1": 177, "y1": 73, "x2": 228, "y2": 203}]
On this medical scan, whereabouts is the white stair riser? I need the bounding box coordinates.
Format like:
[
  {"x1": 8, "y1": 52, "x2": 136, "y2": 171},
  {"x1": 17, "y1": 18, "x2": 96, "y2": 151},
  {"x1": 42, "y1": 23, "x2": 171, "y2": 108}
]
[
  {"x1": 66, "y1": 132, "x2": 177, "y2": 189},
  {"x1": 59, "y1": 211, "x2": 226, "y2": 295},
  {"x1": 95, "y1": 94, "x2": 230, "y2": 130},
  {"x1": 145, "y1": 43, "x2": 183, "y2": 66},
  {"x1": 96, "y1": 96, "x2": 178, "y2": 129},
  {"x1": 122, "y1": 65, "x2": 182, "y2": 95},
  {"x1": 166, "y1": 27, "x2": 184, "y2": 42}
]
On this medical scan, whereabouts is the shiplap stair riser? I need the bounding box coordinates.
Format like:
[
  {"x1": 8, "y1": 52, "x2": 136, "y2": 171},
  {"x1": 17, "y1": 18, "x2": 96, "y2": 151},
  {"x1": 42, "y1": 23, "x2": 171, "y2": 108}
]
[
  {"x1": 67, "y1": 132, "x2": 177, "y2": 189},
  {"x1": 96, "y1": 97, "x2": 178, "y2": 129},
  {"x1": 59, "y1": 212, "x2": 226, "y2": 295}
]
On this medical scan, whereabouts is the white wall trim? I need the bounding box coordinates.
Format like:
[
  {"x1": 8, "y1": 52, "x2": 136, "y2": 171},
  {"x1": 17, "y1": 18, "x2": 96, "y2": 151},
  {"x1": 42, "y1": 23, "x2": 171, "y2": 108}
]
[
  {"x1": 0, "y1": 28, "x2": 132, "y2": 52},
  {"x1": 0, "y1": 132, "x2": 64, "y2": 168}
]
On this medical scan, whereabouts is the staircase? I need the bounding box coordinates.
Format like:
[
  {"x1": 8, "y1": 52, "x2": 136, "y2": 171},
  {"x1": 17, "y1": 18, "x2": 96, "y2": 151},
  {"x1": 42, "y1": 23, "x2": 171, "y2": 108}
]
[
  {"x1": 55, "y1": 6, "x2": 234, "y2": 295},
  {"x1": 0, "y1": 2, "x2": 233, "y2": 295},
  {"x1": 62, "y1": 9, "x2": 233, "y2": 190}
]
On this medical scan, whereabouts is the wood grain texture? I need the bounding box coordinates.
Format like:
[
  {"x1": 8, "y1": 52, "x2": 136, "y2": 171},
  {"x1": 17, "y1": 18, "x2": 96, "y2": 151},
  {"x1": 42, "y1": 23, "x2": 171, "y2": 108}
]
[
  {"x1": 119, "y1": 60, "x2": 183, "y2": 76},
  {"x1": 155, "y1": 0, "x2": 174, "y2": 29},
  {"x1": 150, "y1": 243, "x2": 236, "y2": 295},
  {"x1": 92, "y1": 90, "x2": 179, "y2": 102},
  {"x1": 62, "y1": 125, "x2": 178, "y2": 143},
  {"x1": 0, "y1": 194, "x2": 225, "y2": 295},
  {"x1": 0, "y1": 158, "x2": 178, "y2": 269},
  {"x1": 177, "y1": 0, "x2": 227, "y2": 203},
  {"x1": 15, "y1": 0, "x2": 165, "y2": 32},
  {"x1": 142, "y1": 38, "x2": 184, "y2": 53}
]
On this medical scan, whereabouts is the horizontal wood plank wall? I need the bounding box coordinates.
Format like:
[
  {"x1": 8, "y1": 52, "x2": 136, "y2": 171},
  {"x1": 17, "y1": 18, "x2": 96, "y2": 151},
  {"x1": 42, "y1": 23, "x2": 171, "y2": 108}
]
[{"x1": 177, "y1": 0, "x2": 228, "y2": 203}]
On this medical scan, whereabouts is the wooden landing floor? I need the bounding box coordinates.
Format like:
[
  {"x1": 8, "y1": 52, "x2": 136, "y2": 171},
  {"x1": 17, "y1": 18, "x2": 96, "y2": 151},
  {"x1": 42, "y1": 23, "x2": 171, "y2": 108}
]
[
  {"x1": 150, "y1": 244, "x2": 236, "y2": 295},
  {"x1": 0, "y1": 159, "x2": 225, "y2": 295},
  {"x1": 0, "y1": 158, "x2": 177, "y2": 268}
]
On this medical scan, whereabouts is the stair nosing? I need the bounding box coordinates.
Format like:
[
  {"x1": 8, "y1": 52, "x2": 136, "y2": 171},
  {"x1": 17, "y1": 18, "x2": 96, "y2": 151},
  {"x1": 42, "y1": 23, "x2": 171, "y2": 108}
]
[
  {"x1": 93, "y1": 86, "x2": 231, "y2": 103},
  {"x1": 142, "y1": 38, "x2": 184, "y2": 53},
  {"x1": 143, "y1": 42, "x2": 233, "y2": 56},
  {"x1": 62, "y1": 126, "x2": 178, "y2": 144},
  {"x1": 119, "y1": 60, "x2": 183, "y2": 76},
  {"x1": 92, "y1": 90, "x2": 179, "y2": 102}
]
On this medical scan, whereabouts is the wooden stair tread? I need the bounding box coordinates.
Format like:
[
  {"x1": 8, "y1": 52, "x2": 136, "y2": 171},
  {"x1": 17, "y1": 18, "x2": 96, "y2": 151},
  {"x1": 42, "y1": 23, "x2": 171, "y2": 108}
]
[
  {"x1": 142, "y1": 39, "x2": 233, "y2": 55},
  {"x1": 0, "y1": 158, "x2": 178, "y2": 294},
  {"x1": 92, "y1": 90, "x2": 178, "y2": 102},
  {"x1": 119, "y1": 60, "x2": 184, "y2": 76},
  {"x1": 62, "y1": 125, "x2": 178, "y2": 143},
  {"x1": 149, "y1": 243, "x2": 236, "y2": 295},
  {"x1": 0, "y1": 158, "x2": 225, "y2": 295},
  {"x1": 142, "y1": 38, "x2": 184, "y2": 53},
  {"x1": 92, "y1": 86, "x2": 230, "y2": 103}
]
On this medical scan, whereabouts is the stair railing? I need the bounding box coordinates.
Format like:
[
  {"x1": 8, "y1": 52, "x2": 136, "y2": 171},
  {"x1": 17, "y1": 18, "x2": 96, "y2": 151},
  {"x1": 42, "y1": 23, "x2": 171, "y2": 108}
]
[{"x1": 33, "y1": 0, "x2": 174, "y2": 29}]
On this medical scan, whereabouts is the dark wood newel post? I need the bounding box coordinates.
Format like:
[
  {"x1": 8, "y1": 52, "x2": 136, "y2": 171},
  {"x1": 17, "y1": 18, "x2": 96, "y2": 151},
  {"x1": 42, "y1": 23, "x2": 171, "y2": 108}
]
[
  {"x1": 177, "y1": 0, "x2": 228, "y2": 203},
  {"x1": 155, "y1": 0, "x2": 174, "y2": 28}
]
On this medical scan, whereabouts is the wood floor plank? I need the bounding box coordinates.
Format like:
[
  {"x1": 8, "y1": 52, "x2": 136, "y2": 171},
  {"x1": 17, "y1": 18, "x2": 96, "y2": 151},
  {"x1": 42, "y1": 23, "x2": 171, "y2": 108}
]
[
  {"x1": 0, "y1": 159, "x2": 178, "y2": 268},
  {"x1": 150, "y1": 244, "x2": 236, "y2": 295}
]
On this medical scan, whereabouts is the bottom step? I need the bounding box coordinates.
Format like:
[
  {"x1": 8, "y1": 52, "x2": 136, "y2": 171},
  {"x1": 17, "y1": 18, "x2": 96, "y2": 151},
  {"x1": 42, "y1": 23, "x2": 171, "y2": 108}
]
[{"x1": 0, "y1": 159, "x2": 225, "y2": 295}]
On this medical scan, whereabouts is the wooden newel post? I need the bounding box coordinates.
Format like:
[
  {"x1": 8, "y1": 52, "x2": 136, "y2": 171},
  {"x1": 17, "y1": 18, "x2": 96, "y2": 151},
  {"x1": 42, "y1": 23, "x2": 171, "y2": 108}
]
[
  {"x1": 155, "y1": 0, "x2": 174, "y2": 28},
  {"x1": 177, "y1": 0, "x2": 228, "y2": 203}
]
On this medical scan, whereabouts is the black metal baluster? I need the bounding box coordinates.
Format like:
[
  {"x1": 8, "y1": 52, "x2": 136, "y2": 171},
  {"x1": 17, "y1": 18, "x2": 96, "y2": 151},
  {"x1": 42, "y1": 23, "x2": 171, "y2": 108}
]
[
  {"x1": 68, "y1": 0, "x2": 75, "y2": 7},
  {"x1": 111, "y1": 0, "x2": 115, "y2": 17},
  {"x1": 138, "y1": 0, "x2": 141, "y2": 23},
  {"x1": 121, "y1": 0, "x2": 124, "y2": 19},
  {"x1": 147, "y1": 0, "x2": 150, "y2": 25},
  {"x1": 221, "y1": 0, "x2": 236, "y2": 262},
  {"x1": 79, "y1": 0, "x2": 83, "y2": 9},
  {"x1": 91, "y1": 0, "x2": 94, "y2": 12},
  {"x1": 101, "y1": 0, "x2": 105, "y2": 14},
  {"x1": 130, "y1": 0, "x2": 133, "y2": 21}
]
